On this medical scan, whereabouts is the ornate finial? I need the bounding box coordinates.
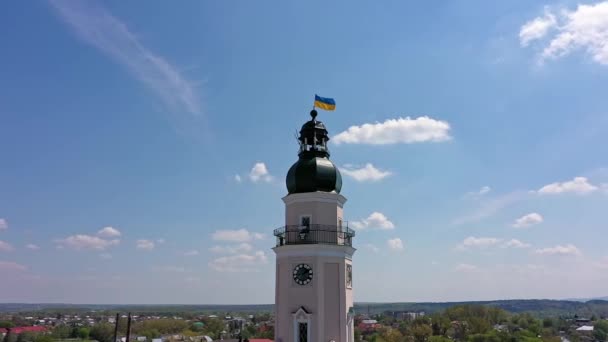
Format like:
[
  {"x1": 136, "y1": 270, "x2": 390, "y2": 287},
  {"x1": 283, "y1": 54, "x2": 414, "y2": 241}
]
[{"x1": 310, "y1": 109, "x2": 318, "y2": 120}]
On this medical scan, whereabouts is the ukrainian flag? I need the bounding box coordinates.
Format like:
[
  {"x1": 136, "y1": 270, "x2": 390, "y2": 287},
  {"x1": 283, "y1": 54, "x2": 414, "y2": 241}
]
[{"x1": 314, "y1": 94, "x2": 336, "y2": 111}]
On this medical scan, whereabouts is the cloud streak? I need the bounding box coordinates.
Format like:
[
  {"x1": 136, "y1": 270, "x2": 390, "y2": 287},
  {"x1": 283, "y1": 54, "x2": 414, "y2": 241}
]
[{"x1": 49, "y1": 0, "x2": 203, "y2": 118}]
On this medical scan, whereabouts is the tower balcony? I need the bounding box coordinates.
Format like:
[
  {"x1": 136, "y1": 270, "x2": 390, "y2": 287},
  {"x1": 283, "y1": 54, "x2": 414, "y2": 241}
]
[{"x1": 273, "y1": 224, "x2": 356, "y2": 247}]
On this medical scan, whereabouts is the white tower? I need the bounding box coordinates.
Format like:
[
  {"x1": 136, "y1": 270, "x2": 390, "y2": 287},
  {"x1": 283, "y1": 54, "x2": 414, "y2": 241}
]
[{"x1": 273, "y1": 110, "x2": 356, "y2": 342}]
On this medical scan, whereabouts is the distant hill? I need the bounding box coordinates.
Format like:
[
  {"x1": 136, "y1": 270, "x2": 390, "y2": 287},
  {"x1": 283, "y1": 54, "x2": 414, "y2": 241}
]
[
  {"x1": 1, "y1": 299, "x2": 607, "y2": 317},
  {"x1": 353, "y1": 299, "x2": 608, "y2": 317}
]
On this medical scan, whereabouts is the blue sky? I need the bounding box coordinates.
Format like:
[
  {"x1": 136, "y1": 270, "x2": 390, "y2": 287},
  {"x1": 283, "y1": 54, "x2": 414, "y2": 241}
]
[{"x1": 1, "y1": 0, "x2": 608, "y2": 304}]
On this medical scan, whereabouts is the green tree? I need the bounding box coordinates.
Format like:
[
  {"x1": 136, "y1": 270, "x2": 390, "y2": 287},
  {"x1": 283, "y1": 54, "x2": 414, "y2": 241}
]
[
  {"x1": 90, "y1": 323, "x2": 114, "y2": 342},
  {"x1": 52, "y1": 325, "x2": 72, "y2": 339},
  {"x1": 78, "y1": 327, "x2": 90, "y2": 340},
  {"x1": 0, "y1": 322, "x2": 14, "y2": 329},
  {"x1": 412, "y1": 324, "x2": 432, "y2": 342}
]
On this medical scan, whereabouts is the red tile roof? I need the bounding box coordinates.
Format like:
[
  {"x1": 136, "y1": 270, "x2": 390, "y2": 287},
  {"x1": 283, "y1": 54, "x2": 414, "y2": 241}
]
[{"x1": 4, "y1": 326, "x2": 47, "y2": 334}]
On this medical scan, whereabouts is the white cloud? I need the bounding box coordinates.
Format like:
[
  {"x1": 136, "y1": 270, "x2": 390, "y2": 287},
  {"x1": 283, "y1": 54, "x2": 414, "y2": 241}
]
[
  {"x1": 181, "y1": 249, "x2": 200, "y2": 256},
  {"x1": 249, "y1": 162, "x2": 273, "y2": 183},
  {"x1": 457, "y1": 236, "x2": 501, "y2": 251},
  {"x1": 212, "y1": 229, "x2": 264, "y2": 242},
  {"x1": 341, "y1": 163, "x2": 392, "y2": 182},
  {"x1": 49, "y1": 0, "x2": 202, "y2": 117},
  {"x1": 0, "y1": 241, "x2": 15, "y2": 252},
  {"x1": 453, "y1": 191, "x2": 525, "y2": 225},
  {"x1": 234, "y1": 175, "x2": 242, "y2": 183},
  {"x1": 513, "y1": 212, "x2": 544, "y2": 228},
  {"x1": 156, "y1": 238, "x2": 166, "y2": 244},
  {"x1": 0, "y1": 218, "x2": 7, "y2": 231},
  {"x1": 55, "y1": 235, "x2": 119, "y2": 251},
  {"x1": 350, "y1": 212, "x2": 395, "y2": 230},
  {"x1": 0, "y1": 261, "x2": 27, "y2": 272},
  {"x1": 208, "y1": 251, "x2": 268, "y2": 272},
  {"x1": 97, "y1": 226, "x2": 121, "y2": 238},
  {"x1": 25, "y1": 244, "x2": 40, "y2": 250},
  {"x1": 99, "y1": 253, "x2": 112, "y2": 259},
  {"x1": 387, "y1": 238, "x2": 404, "y2": 251},
  {"x1": 333, "y1": 116, "x2": 451, "y2": 145},
  {"x1": 454, "y1": 263, "x2": 479, "y2": 272},
  {"x1": 537, "y1": 176, "x2": 598, "y2": 195},
  {"x1": 463, "y1": 186, "x2": 491, "y2": 199},
  {"x1": 594, "y1": 256, "x2": 608, "y2": 269},
  {"x1": 209, "y1": 243, "x2": 253, "y2": 254},
  {"x1": 502, "y1": 239, "x2": 532, "y2": 249},
  {"x1": 362, "y1": 244, "x2": 380, "y2": 253},
  {"x1": 535, "y1": 244, "x2": 582, "y2": 256},
  {"x1": 520, "y1": 2, "x2": 608, "y2": 65},
  {"x1": 519, "y1": 9, "x2": 557, "y2": 46},
  {"x1": 136, "y1": 239, "x2": 155, "y2": 251}
]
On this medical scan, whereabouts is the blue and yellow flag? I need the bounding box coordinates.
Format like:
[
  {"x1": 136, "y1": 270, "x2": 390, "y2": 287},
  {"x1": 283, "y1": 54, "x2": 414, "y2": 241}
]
[{"x1": 314, "y1": 94, "x2": 336, "y2": 111}]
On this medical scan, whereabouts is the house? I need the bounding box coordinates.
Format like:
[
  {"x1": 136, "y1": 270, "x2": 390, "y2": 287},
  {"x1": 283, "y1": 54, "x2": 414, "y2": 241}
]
[
  {"x1": 358, "y1": 319, "x2": 381, "y2": 333},
  {"x1": 1, "y1": 326, "x2": 48, "y2": 337},
  {"x1": 576, "y1": 325, "x2": 594, "y2": 332}
]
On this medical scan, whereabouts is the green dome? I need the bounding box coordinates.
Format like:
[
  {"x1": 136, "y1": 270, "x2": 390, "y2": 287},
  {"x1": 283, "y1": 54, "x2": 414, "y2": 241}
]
[{"x1": 286, "y1": 153, "x2": 342, "y2": 194}]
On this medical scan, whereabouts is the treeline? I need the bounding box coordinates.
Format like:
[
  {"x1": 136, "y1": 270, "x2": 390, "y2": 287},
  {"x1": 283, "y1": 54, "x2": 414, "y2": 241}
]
[
  {"x1": 355, "y1": 299, "x2": 608, "y2": 318},
  {"x1": 358, "y1": 304, "x2": 608, "y2": 342}
]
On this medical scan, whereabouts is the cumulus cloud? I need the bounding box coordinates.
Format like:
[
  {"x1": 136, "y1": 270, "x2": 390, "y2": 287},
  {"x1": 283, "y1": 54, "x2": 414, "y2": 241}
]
[
  {"x1": 208, "y1": 251, "x2": 268, "y2": 272},
  {"x1": 350, "y1": 212, "x2": 395, "y2": 230},
  {"x1": 249, "y1": 162, "x2": 273, "y2": 183},
  {"x1": 0, "y1": 218, "x2": 7, "y2": 231},
  {"x1": 135, "y1": 239, "x2": 155, "y2": 251},
  {"x1": 209, "y1": 243, "x2": 253, "y2": 254},
  {"x1": 341, "y1": 163, "x2": 392, "y2": 182},
  {"x1": 456, "y1": 236, "x2": 501, "y2": 251},
  {"x1": 55, "y1": 235, "x2": 119, "y2": 251},
  {"x1": 502, "y1": 239, "x2": 532, "y2": 249},
  {"x1": 519, "y1": 9, "x2": 557, "y2": 46},
  {"x1": 97, "y1": 226, "x2": 121, "y2": 238},
  {"x1": 513, "y1": 212, "x2": 544, "y2": 228},
  {"x1": 49, "y1": 0, "x2": 203, "y2": 118},
  {"x1": 333, "y1": 116, "x2": 451, "y2": 145},
  {"x1": 25, "y1": 244, "x2": 40, "y2": 250},
  {"x1": 535, "y1": 244, "x2": 582, "y2": 256},
  {"x1": 0, "y1": 241, "x2": 15, "y2": 252},
  {"x1": 0, "y1": 261, "x2": 27, "y2": 272},
  {"x1": 234, "y1": 175, "x2": 242, "y2": 183},
  {"x1": 454, "y1": 263, "x2": 479, "y2": 272},
  {"x1": 536, "y1": 177, "x2": 598, "y2": 195},
  {"x1": 212, "y1": 229, "x2": 264, "y2": 242},
  {"x1": 387, "y1": 238, "x2": 404, "y2": 251},
  {"x1": 520, "y1": 2, "x2": 608, "y2": 65}
]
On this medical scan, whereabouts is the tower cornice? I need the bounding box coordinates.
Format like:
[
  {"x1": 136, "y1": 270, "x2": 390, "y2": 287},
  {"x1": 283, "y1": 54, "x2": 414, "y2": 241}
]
[{"x1": 282, "y1": 191, "x2": 347, "y2": 207}]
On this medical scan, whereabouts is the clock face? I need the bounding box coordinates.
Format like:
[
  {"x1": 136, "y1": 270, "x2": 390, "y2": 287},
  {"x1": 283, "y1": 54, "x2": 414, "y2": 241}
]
[
  {"x1": 346, "y1": 264, "x2": 353, "y2": 288},
  {"x1": 293, "y1": 263, "x2": 313, "y2": 285}
]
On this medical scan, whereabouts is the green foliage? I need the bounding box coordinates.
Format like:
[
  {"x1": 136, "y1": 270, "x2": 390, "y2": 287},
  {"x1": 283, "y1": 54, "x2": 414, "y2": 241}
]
[
  {"x1": 199, "y1": 319, "x2": 224, "y2": 340},
  {"x1": 90, "y1": 323, "x2": 114, "y2": 342},
  {"x1": 0, "y1": 322, "x2": 14, "y2": 329},
  {"x1": 78, "y1": 327, "x2": 90, "y2": 340},
  {"x1": 51, "y1": 326, "x2": 72, "y2": 339},
  {"x1": 132, "y1": 319, "x2": 188, "y2": 335}
]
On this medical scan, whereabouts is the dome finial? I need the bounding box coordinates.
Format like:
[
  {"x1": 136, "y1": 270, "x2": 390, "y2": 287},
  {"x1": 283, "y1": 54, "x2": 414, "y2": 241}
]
[{"x1": 310, "y1": 109, "x2": 318, "y2": 120}]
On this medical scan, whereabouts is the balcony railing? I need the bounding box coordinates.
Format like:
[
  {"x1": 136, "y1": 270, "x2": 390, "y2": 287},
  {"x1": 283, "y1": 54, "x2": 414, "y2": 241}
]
[{"x1": 273, "y1": 224, "x2": 356, "y2": 247}]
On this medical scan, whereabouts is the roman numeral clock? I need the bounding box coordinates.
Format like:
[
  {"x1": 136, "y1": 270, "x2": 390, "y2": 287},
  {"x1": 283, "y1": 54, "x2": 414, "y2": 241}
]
[{"x1": 273, "y1": 109, "x2": 356, "y2": 342}]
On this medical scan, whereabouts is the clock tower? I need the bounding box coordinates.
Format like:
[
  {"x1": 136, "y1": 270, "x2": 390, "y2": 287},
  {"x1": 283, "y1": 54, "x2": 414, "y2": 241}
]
[{"x1": 273, "y1": 109, "x2": 356, "y2": 342}]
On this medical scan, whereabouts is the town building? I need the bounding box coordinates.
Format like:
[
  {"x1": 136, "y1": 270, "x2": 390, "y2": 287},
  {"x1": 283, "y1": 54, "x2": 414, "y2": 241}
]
[{"x1": 273, "y1": 109, "x2": 356, "y2": 342}]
